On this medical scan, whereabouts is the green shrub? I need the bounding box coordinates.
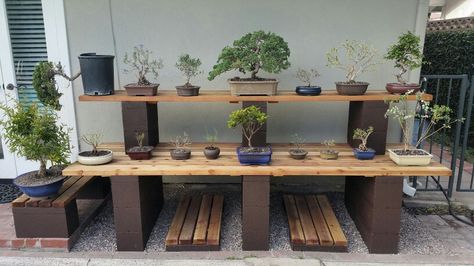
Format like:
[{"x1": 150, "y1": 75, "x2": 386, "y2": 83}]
[{"x1": 228, "y1": 106, "x2": 268, "y2": 148}]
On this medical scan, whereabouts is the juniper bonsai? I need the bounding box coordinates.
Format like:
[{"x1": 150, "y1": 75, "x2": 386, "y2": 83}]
[
  {"x1": 176, "y1": 54, "x2": 203, "y2": 87},
  {"x1": 228, "y1": 105, "x2": 268, "y2": 149},
  {"x1": 123, "y1": 45, "x2": 163, "y2": 85},
  {"x1": 385, "y1": 31, "x2": 423, "y2": 84},
  {"x1": 353, "y1": 126, "x2": 374, "y2": 151}
]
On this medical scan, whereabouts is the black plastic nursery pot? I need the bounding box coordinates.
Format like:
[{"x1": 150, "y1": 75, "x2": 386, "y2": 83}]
[{"x1": 78, "y1": 53, "x2": 115, "y2": 96}]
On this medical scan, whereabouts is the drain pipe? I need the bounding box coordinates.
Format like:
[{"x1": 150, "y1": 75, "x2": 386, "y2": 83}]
[{"x1": 403, "y1": 178, "x2": 417, "y2": 197}]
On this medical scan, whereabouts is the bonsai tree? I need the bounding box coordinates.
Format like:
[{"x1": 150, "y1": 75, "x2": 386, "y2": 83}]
[
  {"x1": 81, "y1": 133, "x2": 103, "y2": 156},
  {"x1": 322, "y1": 139, "x2": 337, "y2": 153},
  {"x1": 123, "y1": 45, "x2": 163, "y2": 86},
  {"x1": 385, "y1": 31, "x2": 423, "y2": 84},
  {"x1": 205, "y1": 128, "x2": 218, "y2": 149},
  {"x1": 170, "y1": 132, "x2": 192, "y2": 152},
  {"x1": 290, "y1": 133, "x2": 306, "y2": 153},
  {"x1": 135, "y1": 131, "x2": 146, "y2": 150},
  {"x1": 176, "y1": 54, "x2": 203, "y2": 87},
  {"x1": 353, "y1": 126, "x2": 374, "y2": 151},
  {"x1": 228, "y1": 105, "x2": 268, "y2": 149},
  {"x1": 295, "y1": 68, "x2": 320, "y2": 87},
  {"x1": 208, "y1": 31, "x2": 291, "y2": 80},
  {"x1": 126, "y1": 131, "x2": 153, "y2": 160}
]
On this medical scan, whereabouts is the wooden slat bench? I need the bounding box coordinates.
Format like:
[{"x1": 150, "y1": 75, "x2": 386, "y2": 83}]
[
  {"x1": 165, "y1": 194, "x2": 224, "y2": 251},
  {"x1": 284, "y1": 194, "x2": 347, "y2": 252}
]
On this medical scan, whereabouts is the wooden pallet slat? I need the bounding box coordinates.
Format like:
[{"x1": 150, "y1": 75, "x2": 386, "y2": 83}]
[
  {"x1": 178, "y1": 196, "x2": 202, "y2": 245},
  {"x1": 165, "y1": 196, "x2": 191, "y2": 246},
  {"x1": 39, "y1": 176, "x2": 81, "y2": 208},
  {"x1": 306, "y1": 195, "x2": 334, "y2": 246},
  {"x1": 193, "y1": 194, "x2": 212, "y2": 245},
  {"x1": 294, "y1": 195, "x2": 319, "y2": 245},
  {"x1": 317, "y1": 195, "x2": 348, "y2": 247},
  {"x1": 283, "y1": 195, "x2": 305, "y2": 245},
  {"x1": 207, "y1": 195, "x2": 224, "y2": 246},
  {"x1": 52, "y1": 176, "x2": 94, "y2": 208}
]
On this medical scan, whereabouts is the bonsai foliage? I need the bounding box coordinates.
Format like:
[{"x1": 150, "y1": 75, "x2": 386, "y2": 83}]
[
  {"x1": 205, "y1": 128, "x2": 218, "y2": 148},
  {"x1": 176, "y1": 54, "x2": 203, "y2": 86},
  {"x1": 228, "y1": 105, "x2": 268, "y2": 148},
  {"x1": 322, "y1": 139, "x2": 337, "y2": 153},
  {"x1": 170, "y1": 132, "x2": 192, "y2": 152},
  {"x1": 385, "y1": 31, "x2": 423, "y2": 84},
  {"x1": 295, "y1": 68, "x2": 320, "y2": 87},
  {"x1": 290, "y1": 133, "x2": 305, "y2": 152},
  {"x1": 81, "y1": 133, "x2": 103, "y2": 155},
  {"x1": 123, "y1": 45, "x2": 163, "y2": 85},
  {"x1": 326, "y1": 40, "x2": 379, "y2": 83},
  {"x1": 353, "y1": 127, "x2": 374, "y2": 151},
  {"x1": 208, "y1": 31, "x2": 291, "y2": 80}
]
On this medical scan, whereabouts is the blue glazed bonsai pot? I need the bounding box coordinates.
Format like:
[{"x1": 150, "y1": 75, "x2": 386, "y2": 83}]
[
  {"x1": 296, "y1": 86, "x2": 322, "y2": 96},
  {"x1": 13, "y1": 171, "x2": 65, "y2": 198},
  {"x1": 236, "y1": 146, "x2": 272, "y2": 165},
  {"x1": 353, "y1": 148, "x2": 376, "y2": 160}
]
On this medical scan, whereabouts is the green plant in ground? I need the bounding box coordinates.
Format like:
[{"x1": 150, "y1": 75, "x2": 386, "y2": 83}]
[
  {"x1": 205, "y1": 128, "x2": 218, "y2": 148},
  {"x1": 123, "y1": 45, "x2": 163, "y2": 85},
  {"x1": 81, "y1": 133, "x2": 103, "y2": 155},
  {"x1": 385, "y1": 31, "x2": 423, "y2": 84},
  {"x1": 208, "y1": 31, "x2": 291, "y2": 80},
  {"x1": 170, "y1": 132, "x2": 192, "y2": 152},
  {"x1": 228, "y1": 106, "x2": 268, "y2": 148},
  {"x1": 326, "y1": 40, "x2": 379, "y2": 83},
  {"x1": 295, "y1": 68, "x2": 320, "y2": 87},
  {"x1": 353, "y1": 126, "x2": 374, "y2": 151},
  {"x1": 290, "y1": 133, "x2": 305, "y2": 152},
  {"x1": 176, "y1": 54, "x2": 203, "y2": 86}
]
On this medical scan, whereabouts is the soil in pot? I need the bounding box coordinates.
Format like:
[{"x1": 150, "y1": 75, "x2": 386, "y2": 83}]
[
  {"x1": 296, "y1": 86, "x2": 322, "y2": 96},
  {"x1": 124, "y1": 83, "x2": 159, "y2": 96},
  {"x1": 335, "y1": 81, "x2": 369, "y2": 95},
  {"x1": 127, "y1": 146, "x2": 153, "y2": 160},
  {"x1": 289, "y1": 149, "x2": 308, "y2": 160},
  {"x1": 78, "y1": 150, "x2": 113, "y2": 165},
  {"x1": 176, "y1": 84, "x2": 200, "y2": 96},
  {"x1": 385, "y1": 83, "x2": 420, "y2": 94},
  {"x1": 203, "y1": 146, "x2": 220, "y2": 160},
  {"x1": 320, "y1": 150, "x2": 339, "y2": 160},
  {"x1": 391, "y1": 149, "x2": 429, "y2": 156},
  {"x1": 14, "y1": 168, "x2": 64, "y2": 187},
  {"x1": 171, "y1": 149, "x2": 191, "y2": 160}
]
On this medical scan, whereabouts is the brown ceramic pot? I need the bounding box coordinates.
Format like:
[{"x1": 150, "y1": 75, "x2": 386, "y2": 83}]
[
  {"x1": 385, "y1": 83, "x2": 420, "y2": 94},
  {"x1": 203, "y1": 147, "x2": 220, "y2": 160},
  {"x1": 170, "y1": 149, "x2": 191, "y2": 160},
  {"x1": 124, "y1": 83, "x2": 159, "y2": 96},
  {"x1": 127, "y1": 146, "x2": 153, "y2": 160},
  {"x1": 335, "y1": 81, "x2": 369, "y2": 95},
  {"x1": 176, "y1": 85, "x2": 200, "y2": 96}
]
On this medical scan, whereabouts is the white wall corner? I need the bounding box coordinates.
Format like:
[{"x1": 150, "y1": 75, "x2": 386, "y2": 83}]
[{"x1": 409, "y1": 0, "x2": 430, "y2": 84}]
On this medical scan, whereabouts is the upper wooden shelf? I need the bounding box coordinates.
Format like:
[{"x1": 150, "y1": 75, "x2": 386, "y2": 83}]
[{"x1": 78, "y1": 90, "x2": 433, "y2": 103}]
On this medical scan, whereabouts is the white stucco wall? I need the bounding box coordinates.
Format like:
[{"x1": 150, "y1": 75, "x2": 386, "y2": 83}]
[{"x1": 443, "y1": 0, "x2": 474, "y2": 19}]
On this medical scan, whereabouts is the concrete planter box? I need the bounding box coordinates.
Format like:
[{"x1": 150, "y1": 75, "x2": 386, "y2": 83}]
[
  {"x1": 228, "y1": 79, "x2": 278, "y2": 96},
  {"x1": 388, "y1": 149, "x2": 433, "y2": 166}
]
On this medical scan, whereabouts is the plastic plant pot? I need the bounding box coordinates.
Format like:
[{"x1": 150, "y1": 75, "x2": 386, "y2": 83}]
[{"x1": 78, "y1": 53, "x2": 115, "y2": 96}]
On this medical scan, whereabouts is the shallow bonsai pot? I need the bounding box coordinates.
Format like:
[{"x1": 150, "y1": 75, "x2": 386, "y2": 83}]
[
  {"x1": 13, "y1": 171, "x2": 65, "y2": 199},
  {"x1": 289, "y1": 149, "x2": 308, "y2": 160},
  {"x1": 176, "y1": 85, "x2": 200, "y2": 96},
  {"x1": 77, "y1": 150, "x2": 113, "y2": 165},
  {"x1": 236, "y1": 146, "x2": 272, "y2": 165},
  {"x1": 353, "y1": 148, "x2": 376, "y2": 160},
  {"x1": 385, "y1": 83, "x2": 420, "y2": 94},
  {"x1": 388, "y1": 148, "x2": 433, "y2": 166},
  {"x1": 127, "y1": 146, "x2": 153, "y2": 160},
  {"x1": 320, "y1": 150, "x2": 339, "y2": 160},
  {"x1": 228, "y1": 78, "x2": 278, "y2": 96},
  {"x1": 335, "y1": 82, "x2": 369, "y2": 95},
  {"x1": 171, "y1": 149, "x2": 191, "y2": 160},
  {"x1": 203, "y1": 147, "x2": 220, "y2": 160},
  {"x1": 124, "y1": 83, "x2": 159, "y2": 96},
  {"x1": 296, "y1": 86, "x2": 322, "y2": 96}
]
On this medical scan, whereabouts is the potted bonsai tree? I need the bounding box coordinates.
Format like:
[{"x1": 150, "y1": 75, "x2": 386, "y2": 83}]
[
  {"x1": 320, "y1": 139, "x2": 339, "y2": 160},
  {"x1": 326, "y1": 40, "x2": 379, "y2": 95},
  {"x1": 123, "y1": 45, "x2": 163, "y2": 96},
  {"x1": 295, "y1": 68, "x2": 322, "y2": 96},
  {"x1": 228, "y1": 105, "x2": 271, "y2": 165},
  {"x1": 208, "y1": 30, "x2": 291, "y2": 96},
  {"x1": 289, "y1": 133, "x2": 308, "y2": 160},
  {"x1": 385, "y1": 31, "x2": 424, "y2": 94},
  {"x1": 203, "y1": 128, "x2": 220, "y2": 160},
  {"x1": 77, "y1": 133, "x2": 113, "y2": 165},
  {"x1": 170, "y1": 132, "x2": 192, "y2": 160},
  {"x1": 352, "y1": 126, "x2": 376, "y2": 160},
  {"x1": 175, "y1": 54, "x2": 203, "y2": 96},
  {"x1": 127, "y1": 131, "x2": 154, "y2": 160}
]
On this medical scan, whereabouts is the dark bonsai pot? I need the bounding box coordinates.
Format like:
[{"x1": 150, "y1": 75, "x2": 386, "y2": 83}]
[
  {"x1": 14, "y1": 170, "x2": 65, "y2": 198},
  {"x1": 335, "y1": 81, "x2": 369, "y2": 95},
  {"x1": 176, "y1": 85, "x2": 200, "y2": 96},
  {"x1": 78, "y1": 53, "x2": 115, "y2": 96},
  {"x1": 124, "y1": 83, "x2": 159, "y2": 96},
  {"x1": 289, "y1": 149, "x2": 308, "y2": 160},
  {"x1": 296, "y1": 86, "x2": 322, "y2": 96},
  {"x1": 385, "y1": 83, "x2": 420, "y2": 94},
  {"x1": 236, "y1": 146, "x2": 272, "y2": 165},
  {"x1": 171, "y1": 149, "x2": 191, "y2": 160},
  {"x1": 127, "y1": 146, "x2": 153, "y2": 160},
  {"x1": 353, "y1": 148, "x2": 376, "y2": 160},
  {"x1": 203, "y1": 147, "x2": 220, "y2": 160}
]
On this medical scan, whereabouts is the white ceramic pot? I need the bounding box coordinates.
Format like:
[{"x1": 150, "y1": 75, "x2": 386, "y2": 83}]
[
  {"x1": 388, "y1": 149, "x2": 433, "y2": 166},
  {"x1": 77, "y1": 150, "x2": 113, "y2": 165}
]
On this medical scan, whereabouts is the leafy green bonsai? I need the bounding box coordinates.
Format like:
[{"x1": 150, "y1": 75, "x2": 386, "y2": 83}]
[
  {"x1": 228, "y1": 105, "x2": 268, "y2": 149},
  {"x1": 176, "y1": 54, "x2": 203, "y2": 87},
  {"x1": 123, "y1": 45, "x2": 163, "y2": 85},
  {"x1": 353, "y1": 126, "x2": 374, "y2": 151},
  {"x1": 385, "y1": 31, "x2": 423, "y2": 84},
  {"x1": 208, "y1": 31, "x2": 291, "y2": 81}
]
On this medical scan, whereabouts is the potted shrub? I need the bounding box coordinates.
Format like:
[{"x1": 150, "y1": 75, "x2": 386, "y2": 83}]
[
  {"x1": 326, "y1": 40, "x2": 379, "y2": 95},
  {"x1": 385, "y1": 31, "x2": 424, "y2": 94},
  {"x1": 208, "y1": 30, "x2": 291, "y2": 96},
  {"x1": 203, "y1": 129, "x2": 220, "y2": 160},
  {"x1": 289, "y1": 134, "x2": 308, "y2": 160},
  {"x1": 320, "y1": 139, "x2": 339, "y2": 160},
  {"x1": 127, "y1": 132, "x2": 153, "y2": 160},
  {"x1": 228, "y1": 105, "x2": 271, "y2": 165},
  {"x1": 352, "y1": 127, "x2": 376, "y2": 160},
  {"x1": 123, "y1": 45, "x2": 163, "y2": 96},
  {"x1": 77, "y1": 133, "x2": 113, "y2": 165},
  {"x1": 295, "y1": 68, "x2": 322, "y2": 96},
  {"x1": 170, "y1": 132, "x2": 192, "y2": 160},
  {"x1": 175, "y1": 54, "x2": 203, "y2": 96}
]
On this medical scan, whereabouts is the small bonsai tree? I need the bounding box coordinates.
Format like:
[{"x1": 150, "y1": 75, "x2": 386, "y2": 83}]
[
  {"x1": 295, "y1": 68, "x2": 320, "y2": 87},
  {"x1": 176, "y1": 54, "x2": 203, "y2": 87},
  {"x1": 81, "y1": 133, "x2": 103, "y2": 156},
  {"x1": 205, "y1": 128, "x2": 218, "y2": 149},
  {"x1": 326, "y1": 40, "x2": 379, "y2": 83},
  {"x1": 170, "y1": 132, "x2": 192, "y2": 152},
  {"x1": 208, "y1": 31, "x2": 291, "y2": 80},
  {"x1": 353, "y1": 126, "x2": 374, "y2": 151},
  {"x1": 385, "y1": 31, "x2": 423, "y2": 84},
  {"x1": 322, "y1": 139, "x2": 337, "y2": 153},
  {"x1": 228, "y1": 105, "x2": 268, "y2": 149},
  {"x1": 123, "y1": 45, "x2": 163, "y2": 85},
  {"x1": 290, "y1": 133, "x2": 306, "y2": 152},
  {"x1": 135, "y1": 131, "x2": 146, "y2": 149}
]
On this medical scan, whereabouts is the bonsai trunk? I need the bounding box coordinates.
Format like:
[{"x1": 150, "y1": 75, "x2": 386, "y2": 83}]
[
  {"x1": 138, "y1": 75, "x2": 150, "y2": 85},
  {"x1": 396, "y1": 65, "x2": 408, "y2": 84},
  {"x1": 38, "y1": 160, "x2": 47, "y2": 178},
  {"x1": 251, "y1": 63, "x2": 261, "y2": 79}
]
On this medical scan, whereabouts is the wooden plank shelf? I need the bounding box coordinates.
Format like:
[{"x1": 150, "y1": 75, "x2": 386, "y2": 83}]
[
  {"x1": 165, "y1": 194, "x2": 224, "y2": 251},
  {"x1": 78, "y1": 90, "x2": 432, "y2": 103},
  {"x1": 284, "y1": 194, "x2": 347, "y2": 252}
]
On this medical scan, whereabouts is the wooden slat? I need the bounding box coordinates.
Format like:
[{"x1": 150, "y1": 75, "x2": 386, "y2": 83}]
[
  {"x1": 283, "y1": 195, "x2": 305, "y2": 245},
  {"x1": 193, "y1": 194, "x2": 212, "y2": 245},
  {"x1": 51, "y1": 176, "x2": 94, "y2": 208},
  {"x1": 165, "y1": 196, "x2": 191, "y2": 246},
  {"x1": 39, "y1": 176, "x2": 80, "y2": 208},
  {"x1": 294, "y1": 195, "x2": 319, "y2": 245},
  {"x1": 317, "y1": 195, "x2": 347, "y2": 247},
  {"x1": 207, "y1": 195, "x2": 224, "y2": 246},
  {"x1": 178, "y1": 196, "x2": 202, "y2": 245},
  {"x1": 12, "y1": 194, "x2": 29, "y2": 207},
  {"x1": 306, "y1": 195, "x2": 334, "y2": 246},
  {"x1": 25, "y1": 198, "x2": 40, "y2": 207}
]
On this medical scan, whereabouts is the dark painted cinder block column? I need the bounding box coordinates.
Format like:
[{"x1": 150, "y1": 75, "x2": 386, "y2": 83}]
[
  {"x1": 111, "y1": 176, "x2": 163, "y2": 251},
  {"x1": 242, "y1": 101, "x2": 267, "y2": 147},
  {"x1": 122, "y1": 102, "x2": 159, "y2": 150},
  {"x1": 345, "y1": 176, "x2": 403, "y2": 254},
  {"x1": 347, "y1": 101, "x2": 389, "y2": 155},
  {"x1": 242, "y1": 175, "x2": 270, "y2": 250}
]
